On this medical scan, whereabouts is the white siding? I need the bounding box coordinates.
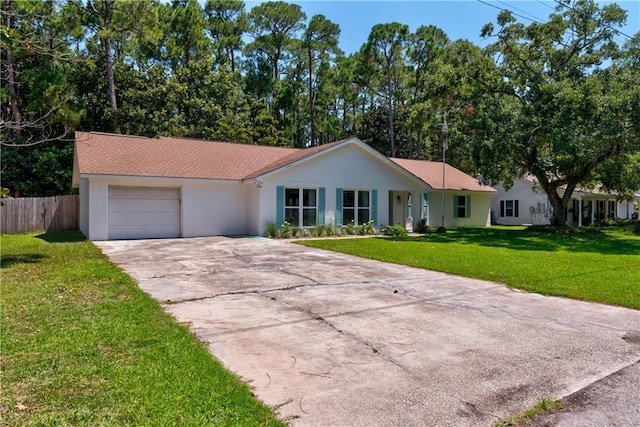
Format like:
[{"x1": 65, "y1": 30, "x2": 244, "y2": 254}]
[{"x1": 492, "y1": 179, "x2": 552, "y2": 226}]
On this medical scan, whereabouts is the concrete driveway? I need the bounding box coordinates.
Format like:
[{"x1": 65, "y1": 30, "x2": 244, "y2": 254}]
[{"x1": 97, "y1": 237, "x2": 640, "y2": 426}]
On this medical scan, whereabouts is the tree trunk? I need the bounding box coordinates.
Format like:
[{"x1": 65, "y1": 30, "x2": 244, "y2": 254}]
[
  {"x1": 308, "y1": 45, "x2": 316, "y2": 146},
  {"x1": 229, "y1": 47, "x2": 235, "y2": 73},
  {"x1": 103, "y1": 36, "x2": 118, "y2": 132},
  {"x1": 539, "y1": 179, "x2": 576, "y2": 226},
  {"x1": 387, "y1": 68, "x2": 395, "y2": 157}
]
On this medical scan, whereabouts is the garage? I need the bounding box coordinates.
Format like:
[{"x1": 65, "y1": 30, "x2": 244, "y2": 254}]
[{"x1": 108, "y1": 186, "x2": 181, "y2": 240}]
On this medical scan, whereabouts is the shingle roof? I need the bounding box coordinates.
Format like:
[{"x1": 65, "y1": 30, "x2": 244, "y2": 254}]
[
  {"x1": 74, "y1": 132, "x2": 348, "y2": 181},
  {"x1": 390, "y1": 158, "x2": 496, "y2": 192},
  {"x1": 75, "y1": 132, "x2": 494, "y2": 193}
]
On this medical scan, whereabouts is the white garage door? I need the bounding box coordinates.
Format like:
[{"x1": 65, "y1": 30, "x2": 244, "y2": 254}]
[{"x1": 108, "y1": 186, "x2": 181, "y2": 240}]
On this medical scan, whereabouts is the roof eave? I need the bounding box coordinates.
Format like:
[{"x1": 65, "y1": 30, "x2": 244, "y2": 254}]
[{"x1": 78, "y1": 173, "x2": 243, "y2": 184}]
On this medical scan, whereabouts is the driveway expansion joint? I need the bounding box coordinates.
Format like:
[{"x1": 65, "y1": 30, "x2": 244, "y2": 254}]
[{"x1": 255, "y1": 291, "x2": 409, "y2": 371}]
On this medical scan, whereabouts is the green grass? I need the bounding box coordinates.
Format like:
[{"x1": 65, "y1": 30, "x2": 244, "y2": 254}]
[
  {"x1": 298, "y1": 226, "x2": 640, "y2": 309},
  {"x1": 1, "y1": 232, "x2": 284, "y2": 426},
  {"x1": 493, "y1": 398, "x2": 563, "y2": 426}
]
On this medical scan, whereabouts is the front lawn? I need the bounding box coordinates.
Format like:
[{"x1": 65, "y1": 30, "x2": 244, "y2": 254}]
[
  {"x1": 1, "y1": 232, "x2": 284, "y2": 426},
  {"x1": 298, "y1": 226, "x2": 640, "y2": 309}
]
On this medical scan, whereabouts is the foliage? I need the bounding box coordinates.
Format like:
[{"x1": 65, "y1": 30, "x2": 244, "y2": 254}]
[
  {"x1": 494, "y1": 398, "x2": 563, "y2": 427},
  {"x1": 313, "y1": 224, "x2": 326, "y2": 237},
  {"x1": 357, "y1": 220, "x2": 376, "y2": 235},
  {"x1": 298, "y1": 226, "x2": 640, "y2": 309},
  {"x1": 476, "y1": 0, "x2": 640, "y2": 225},
  {"x1": 0, "y1": 232, "x2": 284, "y2": 426},
  {"x1": 2, "y1": 0, "x2": 638, "y2": 201},
  {"x1": 414, "y1": 218, "x2": 429, "y2": 234},
  {"x1": 265, "y1": 221, "x2": 278, "y2": 238},
  {"x1": 344, "y1": 219, "x2": 356, "y2": 235},
  {"x1": 380, "y1": 224, "x2": 407, "y2": 237},
  {"x1": 279, "y1": 220, "x2": 292, "y2": 238}
]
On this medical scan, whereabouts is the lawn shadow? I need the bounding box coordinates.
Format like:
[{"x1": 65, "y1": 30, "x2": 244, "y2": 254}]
[
  {"x1": 390, "y1": 226, "x2": 640, "y2": 256},
  {"x1": 0, "y1": 253, "x2": 47, "y2": 269},
  {"x1": 35, "y1": 231, "x2": 87, "y2": 243}
]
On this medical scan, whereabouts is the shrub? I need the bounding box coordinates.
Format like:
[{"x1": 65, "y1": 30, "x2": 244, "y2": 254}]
[
  {"x1": 345, "y1": 219, "x2": 356, "y2": 235},
  {"x1": 415, "y1": 218, "x2": 429, "y2": 234},
  {"x1": 314, "y1": 224, "x2": 326, "y2": 237},
  {"x1": 381, "y1": 224, "x2": 407, "y2": 237},
  {"x1": 359, "y1": 220, "x2": 376, "y2": 235},
  {"x1": 280, "y1": 221, "x2": 292, "y2": 238},
  {"x1": 326, "y1": 222, "x2": 335, "y2": 236},
  {"x1": 265, "y1": 222, "x2": 278, "y2": 238}
]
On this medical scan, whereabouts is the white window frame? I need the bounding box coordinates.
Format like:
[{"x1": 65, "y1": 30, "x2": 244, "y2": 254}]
[
  {"x1": 342, "y1": 190, "x2": 371, "y2": 225},
  {"x1": 284, "y1": 188, "x2": 317, "y2": 227},
  {"x1": 500, "y1": 199, "x2": 519, "y2": 217}
]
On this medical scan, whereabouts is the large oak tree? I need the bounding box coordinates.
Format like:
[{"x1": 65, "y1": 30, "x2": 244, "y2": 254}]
[{"x1": 477, "y1": 0, "x2": 640, "y2": 225}]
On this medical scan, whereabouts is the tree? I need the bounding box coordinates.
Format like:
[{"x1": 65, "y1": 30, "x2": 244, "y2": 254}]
[
  {"x1": 477, "y1": 0, "x2": 639, "y2": 225},
  {"x1": 204, "y1": 0, "x2": 247, "y2": 73},
  {"x1": 303, "y1": 14, "x2": 340, "y2": 146},
  {"x1": 405, "y1": 25, "x2": 449, "y2": 159},
  {"x1": 361, "y1": 22, "x2": 408, "y2": 157},
  {"x1": 70, "y1": 0, "x2": 158, "y2": 131},
  {"x1": 1, "y1": 0, "x2": 81, "y2": 146},
  {"x1": 247, "y1": 1, "x2": 305, "y2": 81},
  {"x1": 165, "y1": 0, "x2": 211, "y2": 71},
  {"x1": 246, "y1": 1, "x2": 305, "y2": 124}
]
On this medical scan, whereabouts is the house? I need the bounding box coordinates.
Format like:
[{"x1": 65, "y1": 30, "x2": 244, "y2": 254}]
[
  {"x1": 492, "y1": 175, "x2": 638, "y2": 226},
  {"x1": 73, "y1": 132, "x2": 496, "y2": 241}
]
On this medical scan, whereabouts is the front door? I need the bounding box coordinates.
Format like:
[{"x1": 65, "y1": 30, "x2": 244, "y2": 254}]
[{"x1": 389, "y1": 191, "x2": 406, "y2": 225}]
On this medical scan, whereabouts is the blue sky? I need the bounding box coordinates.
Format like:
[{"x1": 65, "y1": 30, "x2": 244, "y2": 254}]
[{"x1": 244, "y1": 0, "x2": 640, "y2": 54}]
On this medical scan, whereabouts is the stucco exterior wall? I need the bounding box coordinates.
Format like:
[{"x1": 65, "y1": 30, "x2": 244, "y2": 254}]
[
  {"x1": 79, "y1": 178, "x2": 89, "y2": 237},
  {"x1": 84, "y1": 176, "x2": 250, "y2": 240},
  {"x1": 492, "y1": 180, "x2": 552, "y2": 226},
  {"x1": 427, "y1": 191, "x2": 492, "y2": 229},
  {"x1": 255, "y1": 143, "x2": 425, "y2": 236},
  {"x1": 87, "y1": 180, "x2": 109, "y2": 241},
  {"x1": 182, "y1": 182, "x2": 249, "y2": 237}
]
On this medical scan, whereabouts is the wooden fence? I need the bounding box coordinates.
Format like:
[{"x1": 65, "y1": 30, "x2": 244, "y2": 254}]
[{"x1": 1, "y1": 195, "x2": 79, "y2": 234}]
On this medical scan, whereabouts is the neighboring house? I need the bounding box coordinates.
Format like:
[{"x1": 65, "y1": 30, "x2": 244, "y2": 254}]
[
  {"x1": 491, "y1": 177, "x2": 553, "y2": 226},
  {"x1": 492, "y1": 175, "x2": 638, "y2": 226},
  {"x1": 73, "y1": 132, "x2": 495, "y2": 241}
]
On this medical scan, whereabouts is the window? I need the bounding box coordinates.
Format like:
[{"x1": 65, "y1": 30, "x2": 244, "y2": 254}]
[
  {"x1": 456, "y1": 195, "x2": 467, "y2": 218},
  {"x1": 342, "y1": 190, "x2": 370, "y2": 225},
  {"x1": 500, "y1": 200, "x2": 519, "y2": 217},
  {"x1": 453, "y1": 195, "x2": 471, "y2": 218},
  {"x1": 608, "y1": 200, "x2": 616, "y2": 218},
  {"x1": 284, "y1": 188, "x2": 317, "y2": 227},
  {"x1": 596, "y1": 200, "x2": 606, "y2": 220}
]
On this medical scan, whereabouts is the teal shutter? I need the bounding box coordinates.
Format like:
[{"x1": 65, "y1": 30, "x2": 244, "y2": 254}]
[
  {"x1": 336, "y1": 188, "x2": 343, "y2": 226},
  {"x1": 466, "y1": 195, "x2": 471, "y2": 218},
  {"x1": 371, "y1": 189, "x2": 378, "y2": 225},
  {"x1": 453, "y1": 195, "x2": 458, "y2": 218},
  {"x1": 422, "y1": 192, "x2": 428, "y2": 218},
  {"x1": 318, "y1": 187, "x2": 326, "y2": 225},
  {"x1": 276, "y1": 186, "x2": 284, "y2": 226}
]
